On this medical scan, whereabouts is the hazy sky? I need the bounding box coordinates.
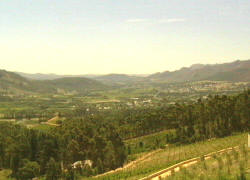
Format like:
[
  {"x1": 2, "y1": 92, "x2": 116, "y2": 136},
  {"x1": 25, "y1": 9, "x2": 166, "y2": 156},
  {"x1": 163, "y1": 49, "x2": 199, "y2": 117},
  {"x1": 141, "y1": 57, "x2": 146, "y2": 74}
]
[{"x1": 1, "y1": 0, "x2": 249, "y2": 75}]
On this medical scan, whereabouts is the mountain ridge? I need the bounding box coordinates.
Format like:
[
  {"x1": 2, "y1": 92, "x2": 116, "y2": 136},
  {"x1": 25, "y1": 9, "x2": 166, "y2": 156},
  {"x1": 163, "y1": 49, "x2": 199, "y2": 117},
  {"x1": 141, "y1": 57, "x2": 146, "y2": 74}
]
[
  {"x1": 1, "y1": 59, "x2": 250, "y2": 95},
  {"x1": 0, "y1": 70, "x2": 108, "y2": 95},
  {"x1": 147, "y1": 60, "x2": 250, "y2": 82},
  {"x1": 16, "y1": 60, "x2": 250, "y2": 83}
]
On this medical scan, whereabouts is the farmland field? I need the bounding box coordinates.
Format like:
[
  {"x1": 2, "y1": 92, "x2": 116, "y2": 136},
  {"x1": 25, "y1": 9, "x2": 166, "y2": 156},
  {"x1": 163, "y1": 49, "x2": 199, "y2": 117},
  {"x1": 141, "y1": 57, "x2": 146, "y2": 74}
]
[
  {"x1": 164, "y1": 144, "x2": 249, "y2": 180},
  {"x1": 84, "y1": 133, "x2": 248, "y2": 180}
]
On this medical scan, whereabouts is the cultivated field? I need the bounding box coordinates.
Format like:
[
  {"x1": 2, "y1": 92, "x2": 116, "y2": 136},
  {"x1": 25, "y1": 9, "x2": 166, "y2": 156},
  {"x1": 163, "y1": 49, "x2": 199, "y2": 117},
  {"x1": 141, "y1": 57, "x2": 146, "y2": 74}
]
[
  {"x1": 84, "y1": 133, "x2": 247, "y2": 180},
  {"x1": 163, "y1": 143, "x2": 249, "y2": 180}
]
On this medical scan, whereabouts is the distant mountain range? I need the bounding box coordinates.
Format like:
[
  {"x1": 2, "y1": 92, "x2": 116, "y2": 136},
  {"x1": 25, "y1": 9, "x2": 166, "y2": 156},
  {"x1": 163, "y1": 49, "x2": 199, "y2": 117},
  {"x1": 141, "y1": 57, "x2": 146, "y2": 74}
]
[
  {"x1": 16, "y1": 60, "x2": 250, "y2": 83},
  {"x1": 16, "y1": 72, "x2": 144, "y2": 84},
  {"x1": 93, "y1": 74, "x2": 144, "y2": 85},
  {"x1": 1, "y1": 60, "x2": 249, "y2": 95},
  {"x1": 147, "y1": 60, "x2": 250, "y2": 82},
  {"x1": 16, "y1": 72, "x2": 100, "y2": 80},
  {"x1": 0, "y1": 70, "x2": 108, "y2": 94}
]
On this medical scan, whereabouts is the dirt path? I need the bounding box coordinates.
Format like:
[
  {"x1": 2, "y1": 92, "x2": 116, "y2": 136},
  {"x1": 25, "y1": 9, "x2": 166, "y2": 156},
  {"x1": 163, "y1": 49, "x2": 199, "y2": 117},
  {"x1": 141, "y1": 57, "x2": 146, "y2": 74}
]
[
  {"x1": 94, "y1": 148, "x2": 164, "y2": 178},
  {"x1": 41, "y1": 116, "x2": 60, "y2": 127},
  {"x1": 48, "y1": 116, "x2": 59, "y2": 123},
  {"x1": 140, "y1": 146, "x2": 239, "y2": 180},
  {"x1": 124, "y1": 129, "x2": 172, "y2": 143}
]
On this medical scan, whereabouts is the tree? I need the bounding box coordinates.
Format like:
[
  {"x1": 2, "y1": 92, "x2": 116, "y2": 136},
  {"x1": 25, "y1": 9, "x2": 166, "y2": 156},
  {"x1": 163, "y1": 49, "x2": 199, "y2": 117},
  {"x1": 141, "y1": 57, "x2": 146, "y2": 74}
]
[
  {"x1": 18, "y1": 160, "x2": 40, "y2": 180},
  {"x1": 46, "y1": 158, "x2": 61, "y2": 180}
]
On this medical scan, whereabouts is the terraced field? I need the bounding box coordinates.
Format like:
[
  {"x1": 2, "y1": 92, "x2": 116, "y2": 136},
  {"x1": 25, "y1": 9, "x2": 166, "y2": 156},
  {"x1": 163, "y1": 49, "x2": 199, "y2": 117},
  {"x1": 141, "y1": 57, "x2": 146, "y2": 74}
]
[
  {"x1": 163, "y1": 143, "x2": 249, "y2": 180},
  {"x1": 83, "y1": 133, "x2": 247, "y2": 180}
]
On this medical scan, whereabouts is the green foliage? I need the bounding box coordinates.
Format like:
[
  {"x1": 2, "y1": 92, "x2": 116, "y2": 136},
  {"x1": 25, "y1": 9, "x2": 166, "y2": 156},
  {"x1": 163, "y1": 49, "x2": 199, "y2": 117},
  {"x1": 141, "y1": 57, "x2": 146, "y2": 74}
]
[
  {"x1": 0, "y1": 85, "x2": 248, "y2": 180},
  {"x1": 0, "y1": 169, "x2": 14, "y2": 180},
  {"x1": 89, "y1": 133, "x2": 247, "y2": 180},
  {"x1": 169, "y1": 90, "x2": 250, "y2": 144},
  {"x1": 0, "y1": 118, "x2": 126, "y2": 179},
  {"x1": 0, "y1": 122, "x2": 60, "y2": 178},
  {"x1": 18, "y1": 160, "x2": 40, "y2": 180},
  {"x1": 55, "y1": 116, "x2": 127, "y2": 173},
  {"x1": 46, "y1": 158, "x2": 61, "y2": 180}
]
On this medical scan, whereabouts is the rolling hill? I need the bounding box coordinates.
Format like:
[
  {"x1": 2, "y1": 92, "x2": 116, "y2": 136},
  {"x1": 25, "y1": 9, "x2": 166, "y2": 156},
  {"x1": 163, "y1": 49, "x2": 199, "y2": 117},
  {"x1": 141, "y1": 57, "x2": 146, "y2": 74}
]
[
  {"x1": 16, "y1": 72, "x2": 66, "y2": 80},
  {"x1": 0, "y1": 69, "x2": 36, "y2": 94},
  {"x1": 16, "y1": 72, "x2": 100, "y2": 80},
  {"x1": 0, "y1": 70, "x2": 108, "y2": 95},
  {"x1": 92, "y1": 74, "x2": 144, "y2": 85},
  {"x1": 4, "y1": 60, "x2": 250, "y2": 94},
  {"x1": 42, "y1": 77, "x2": 109, "y2": 93},
  {"x1": 17, "y1": 72, "x2": 146, "y2": 85}
]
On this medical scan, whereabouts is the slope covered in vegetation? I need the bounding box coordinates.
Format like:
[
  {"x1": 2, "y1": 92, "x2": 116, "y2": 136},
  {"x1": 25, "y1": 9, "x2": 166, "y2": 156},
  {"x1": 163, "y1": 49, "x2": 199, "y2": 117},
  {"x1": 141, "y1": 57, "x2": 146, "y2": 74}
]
[
  {"x1": 0, "y1": 69, "x2": 108, "y2": 95},
  {"x1": 0, "y1": 118, "x2": 126, "y2": 179},
  {"x1": 0, "y1": 90, "x2": 248, "y2": 179}
]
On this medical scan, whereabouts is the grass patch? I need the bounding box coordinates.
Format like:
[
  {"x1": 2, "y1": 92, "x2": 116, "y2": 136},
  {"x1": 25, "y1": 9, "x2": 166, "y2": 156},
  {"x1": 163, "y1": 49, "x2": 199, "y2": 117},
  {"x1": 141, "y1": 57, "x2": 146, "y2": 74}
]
[
  {"x1": 0, "y1": 169, "x2": 14, "y2": 180},
  {"x1": 30, "y1": 124, "x2": 54, "y2": 132},
  {"x1": 125, "y1": 129, "x2": 173, "y2": 156}
]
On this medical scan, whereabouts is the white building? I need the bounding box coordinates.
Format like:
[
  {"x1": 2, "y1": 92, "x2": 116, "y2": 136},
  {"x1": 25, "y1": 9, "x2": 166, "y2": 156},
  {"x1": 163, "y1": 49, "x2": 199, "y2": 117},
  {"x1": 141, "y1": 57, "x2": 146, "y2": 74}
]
[{"x1": 72, "y1": 160, "x2": 93, "y2": 169}]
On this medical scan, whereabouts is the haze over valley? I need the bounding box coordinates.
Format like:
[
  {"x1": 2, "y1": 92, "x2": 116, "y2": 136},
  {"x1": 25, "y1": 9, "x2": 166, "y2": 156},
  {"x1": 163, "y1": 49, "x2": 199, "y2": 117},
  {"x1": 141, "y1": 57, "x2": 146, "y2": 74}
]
[{"x1": 0, "y1": 1, "x2": 249, "y2": 180}]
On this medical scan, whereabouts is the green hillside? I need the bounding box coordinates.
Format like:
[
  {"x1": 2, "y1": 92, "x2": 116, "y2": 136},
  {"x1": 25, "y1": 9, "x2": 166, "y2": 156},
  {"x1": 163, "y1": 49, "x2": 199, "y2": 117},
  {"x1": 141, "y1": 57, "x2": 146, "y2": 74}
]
[
  {"x1": 43, "y1": 77, "x2": 109, "y2": 93},
  {"x1": 93, "y1": 74, "x2": 143, "y2": 85},
  {"x1": 0, "y1": 70, "x2": 35, "y2": 94},
  {"x1": 0, "y1": 70, "x2": 108, "y2": 95}
]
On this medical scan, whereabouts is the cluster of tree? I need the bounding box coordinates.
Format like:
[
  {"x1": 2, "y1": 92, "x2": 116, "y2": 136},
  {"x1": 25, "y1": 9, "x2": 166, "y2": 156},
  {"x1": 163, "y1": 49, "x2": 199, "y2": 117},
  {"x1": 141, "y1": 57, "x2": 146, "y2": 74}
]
[
  {"x1": 54, "y1": 117, "x2": 127, "y2": 173},
  {"x1": 0, "y1": 118, "x2": 126, "y2": 179},
  {"x1": 1, "y1": 109, "x2": 54, "y2": 120},
  {"x1": 64, "y1": 90, "x2": 249, "y2": 142},
  {"x1": 171, "y1": 90, "x2": 249, "y2": 143},
  {"x1": 1, "y1": 90, "x2": 248, "y2": 179},
  {"x1": 65, "y1": 104, "x2": 177, "y2": 140},
  {"x1": 107, "y1": 107, "x2": 177, "y2": 139},
  {"x1": 0, "y1": 122, "x2": 61, "y2": 179}
]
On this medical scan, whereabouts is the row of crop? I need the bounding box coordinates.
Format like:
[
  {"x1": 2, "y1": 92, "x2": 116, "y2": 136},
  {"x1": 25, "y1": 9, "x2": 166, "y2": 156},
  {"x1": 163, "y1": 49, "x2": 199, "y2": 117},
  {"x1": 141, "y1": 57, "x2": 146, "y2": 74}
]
[
  {"x1": 164, "y1": 143, "x2": 249, "y2": 180},
  {"x1": 83, "y1": 133, "x2": 247, "y2": 180}
]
